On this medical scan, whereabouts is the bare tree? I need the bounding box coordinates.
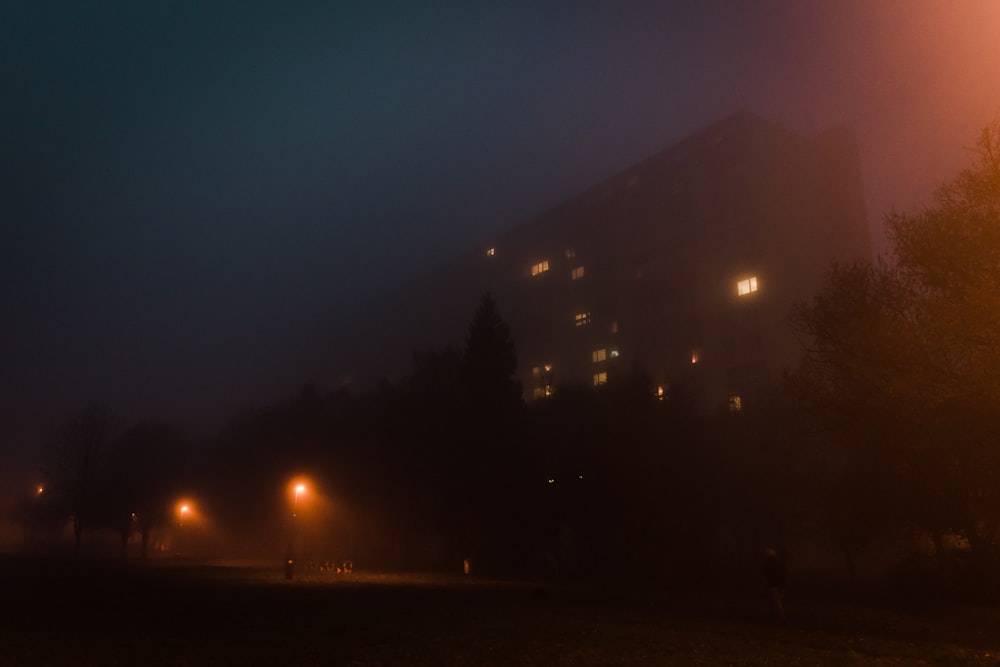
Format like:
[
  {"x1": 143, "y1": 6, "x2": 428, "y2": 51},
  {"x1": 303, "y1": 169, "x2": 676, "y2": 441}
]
[
  {"x1": 43, "y1": 404, "x2": 114, "y2": 558},
  {"x1": 106, "y1": 422, "x2": 185, "y2": 559}
]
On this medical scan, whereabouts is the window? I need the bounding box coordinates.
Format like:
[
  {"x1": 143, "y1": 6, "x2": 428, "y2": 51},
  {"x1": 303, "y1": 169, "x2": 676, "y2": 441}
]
[
  {"x1": 531, "y1": 260, "x2": 550, "y2": 276},
  {"x1": 729, "y1": 395, "x2": 742, "y2": 412},
  {"x1": 571, "y1": 266, "x2": 585, "y2": 280},
  {"x1": 486, "y1": 247, "x2": 495, "y2": 257},
  {"x1": 574, "y1": 312, "x2": 591, "y2": 326},
  {"x1": 593, "y1": 371, "x2": 607, "y2": 386},
  {"x1": 564, "y1": 248, "x2": 576, "y2": 259},
  {"x1": 532, "y1": 385, "x2": 553, "y2": 399},
  {"x1": 737, "y1": 276, "x2": 759, "y2": 296},
  {"x1": 533, "y1": 364, "x2": 552, "y2": 379},
  {"x1": 592, "y1": 348, "x2": 606, "y2": 363},
  {"x1": 655, "y1": 385, "x2": 666, "y2": 401},
  {"x1": 609, "y1": 349, "x2": 619, "y2": 359}
]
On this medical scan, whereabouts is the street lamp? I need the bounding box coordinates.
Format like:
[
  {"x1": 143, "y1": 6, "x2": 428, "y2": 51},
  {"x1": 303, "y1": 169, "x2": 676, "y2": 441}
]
[
  {"x1": 286, "y1": 480, "x2": 309, "y2": 580},
  {"x1": 293, "y1": 484, "x2": 306, "y2": 518},
  {"x1": 175, "y1": 500, "x2": 195, "y2": 557}
]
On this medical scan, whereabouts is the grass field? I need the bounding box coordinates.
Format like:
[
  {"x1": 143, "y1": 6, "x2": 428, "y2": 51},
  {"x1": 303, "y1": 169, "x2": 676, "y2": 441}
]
[{"x1": 1, "y1": 557, "x2": 997, "y2": 665}]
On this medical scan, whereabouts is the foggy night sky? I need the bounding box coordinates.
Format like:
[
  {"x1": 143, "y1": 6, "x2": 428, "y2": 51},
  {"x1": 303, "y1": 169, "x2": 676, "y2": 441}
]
[{"x1": 2, "y1": 1, "x2": 999, "y2": 471}]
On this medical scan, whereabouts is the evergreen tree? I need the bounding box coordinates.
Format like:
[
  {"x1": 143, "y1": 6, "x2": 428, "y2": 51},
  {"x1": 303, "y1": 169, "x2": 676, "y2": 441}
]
[{"x1": 461, "y1": 291, "x2": 522, "y2": 420}]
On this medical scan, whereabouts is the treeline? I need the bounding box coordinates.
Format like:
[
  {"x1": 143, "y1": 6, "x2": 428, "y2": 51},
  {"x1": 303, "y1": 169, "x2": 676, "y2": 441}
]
[{"x1": 12, "y1": 298, "x2": 800, "y2": 584}]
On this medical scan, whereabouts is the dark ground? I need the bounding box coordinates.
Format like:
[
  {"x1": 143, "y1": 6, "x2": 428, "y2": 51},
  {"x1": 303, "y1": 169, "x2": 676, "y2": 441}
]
[{"x1": 0, "y1": 557, "x2": 997, "y2": 666}]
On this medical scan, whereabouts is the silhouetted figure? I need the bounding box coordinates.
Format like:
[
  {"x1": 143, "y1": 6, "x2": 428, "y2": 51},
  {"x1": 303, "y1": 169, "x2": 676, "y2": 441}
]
[{"x1": 763, "y1": 548, "x2": 786, "y2": 622}]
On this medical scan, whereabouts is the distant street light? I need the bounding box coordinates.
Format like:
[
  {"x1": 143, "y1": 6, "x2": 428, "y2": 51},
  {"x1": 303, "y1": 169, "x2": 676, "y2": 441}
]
[
  {"x1": 286, "y1": 479, "x2": 310, "y2": 580},
  {"x1": 294, "y1": 484, "x2": 306, "y2": 518},
  {"x1": 175, "y1": 500, "x2": 196, "y2": 557}
]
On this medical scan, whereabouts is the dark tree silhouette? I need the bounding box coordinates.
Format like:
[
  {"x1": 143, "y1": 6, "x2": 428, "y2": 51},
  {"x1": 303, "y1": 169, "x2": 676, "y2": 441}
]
[
  {"x1": 790, "y1": 120, "x2": 1000, "y2": 570},
  {"x1": 452, "y1": 293, "x2": 525, "y2": 570},
  {"x1": 104, "y1": 422, "x2": 186, "y2": 558},
  {"x1": 461, "y1": 292, "x2": 522, "y2": 417},
  {"x1": 43, "y1": 404, "x2": 114, "y2": 558}
]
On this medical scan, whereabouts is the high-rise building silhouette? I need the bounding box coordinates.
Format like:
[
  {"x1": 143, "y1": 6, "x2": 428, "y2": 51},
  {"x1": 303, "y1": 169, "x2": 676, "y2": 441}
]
[{"x1": 341, "y1": 112, "x2": 871, "y2": 412}]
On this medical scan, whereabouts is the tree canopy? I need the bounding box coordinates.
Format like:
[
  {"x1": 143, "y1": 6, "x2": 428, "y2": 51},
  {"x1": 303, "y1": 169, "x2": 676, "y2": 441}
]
[{"x1": 790, "y1": 120, "x2": 1000, "y2": 563}]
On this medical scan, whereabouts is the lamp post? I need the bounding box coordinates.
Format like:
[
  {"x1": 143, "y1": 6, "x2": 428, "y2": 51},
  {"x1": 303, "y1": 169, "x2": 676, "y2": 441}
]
[
  {"x1": 176, "y1": 502, "x2": 191, "y2": 558},
  {"x1": 286, "y1": 482, "x2": 307, "y2": 580}
]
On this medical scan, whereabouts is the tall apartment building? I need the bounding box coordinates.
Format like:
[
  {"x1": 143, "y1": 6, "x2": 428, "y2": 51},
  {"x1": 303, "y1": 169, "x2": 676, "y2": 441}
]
[{"x1": 342, "y1": 112, "x2": 872, "y2": 413}]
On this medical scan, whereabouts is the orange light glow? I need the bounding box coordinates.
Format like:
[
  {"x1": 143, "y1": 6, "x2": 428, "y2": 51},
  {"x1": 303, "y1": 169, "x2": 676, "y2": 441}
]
[
  {"x1": 287, "y1": 476, "x2": 314, "y2": 513},
  {"x1": 175, "y1": 499, "x2": 198, "y2": 523}
]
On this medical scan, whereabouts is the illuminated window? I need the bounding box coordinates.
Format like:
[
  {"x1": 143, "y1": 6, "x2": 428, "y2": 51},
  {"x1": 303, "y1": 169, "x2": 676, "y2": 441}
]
[
  {"x1": 729, "y1": 395, "x2": 742, "y2": 412},
  {"x1": 737, "y1": 276, "x2": 759, "y2": 296},
  {"x1": 575, "y1": 312, "x2": 591, "y2": 326},
  {"x1": 592, "y1": 348, "x2": 606, "y2": 363},
  {"x1": 531, "y1": 260, "x2": 550, "y2": 276},
  {"x1": 571, "y1": 266, "x2": 585, "y2": 280},
  {"x1": 532, "y1": 385, "x2": 553, "y2": 399},
  {"x1": 532, "y1": 366, "x2": 541, "y2": 377},
  {"x1": 609, "y1": 349, "x2": 619, "y2": 359},
  {"x1": 593, "y1": 371, "x2": 608, "y2": 386},
  {"x1": 655, "y1": 385, "x2": 666, "y2": 401},
  {"x1": 565, "y1": 248, "x2": 576, "y2": 259},
  {"x1": 543, "y1": 363, "x2": 552, "y2": 372},
  {"x1": 610, "y1": 321, "x2": 618, "y2": 334},
  {"x1": 690, "y1": 349, "x2": 700, "y2": 364},
  {"x1": 486, "y1": 247, "x2": 495, "y2": 257}
]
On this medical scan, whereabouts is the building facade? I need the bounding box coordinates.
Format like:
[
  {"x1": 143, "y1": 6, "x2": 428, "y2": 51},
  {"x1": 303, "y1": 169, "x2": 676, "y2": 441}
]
[{"x1": 345, "y1": 112, "x2": 872, "y2": 413}]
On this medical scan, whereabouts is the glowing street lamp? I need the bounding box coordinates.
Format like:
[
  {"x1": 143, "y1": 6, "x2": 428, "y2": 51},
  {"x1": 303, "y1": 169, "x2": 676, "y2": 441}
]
[
  {"x1": 286, "y1": 478, "x2": 311, "y2": 580},
  {"x1": 293, "y1": 484, "x2": 306, "y2": 518},
  {"x1": 175, "y1": 500, "x2": 196, "y2": 524},
  {"x1": 174, "y1": 499, "x2": 197, "y2": 557}
]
